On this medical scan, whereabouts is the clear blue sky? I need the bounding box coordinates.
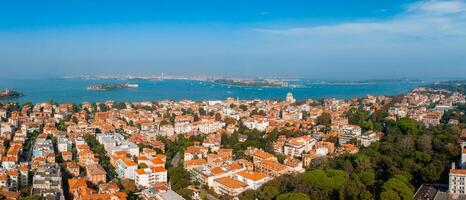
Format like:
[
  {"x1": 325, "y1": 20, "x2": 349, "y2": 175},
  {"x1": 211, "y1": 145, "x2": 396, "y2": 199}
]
[{"x1": 0, "y1": 0, "x2": 465, "y2": 79}]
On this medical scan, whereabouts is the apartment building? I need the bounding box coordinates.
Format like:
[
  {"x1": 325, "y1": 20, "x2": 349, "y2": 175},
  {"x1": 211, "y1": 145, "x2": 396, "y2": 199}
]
[
  {"x1": 254, "y1": 160, "x2": 288, "y2": 178},
  {"x1": 213, "y1": 176, "x2": 248, "y2": 197},
  {"x1": 233, "y1": 170, "x2": 270, "y2": 190},
  {"x1": 283, "y1": 135, "x2": 316, "y2": 157},
  {"x1": 135, "y1": 167, "x2": 168, "y2": 188},
  {"x1": 115, "y1": 157, "x2": 138, "y2": 180},
  {"x1": 31, "y1": 164, "x2": 65, "y2": 200}
]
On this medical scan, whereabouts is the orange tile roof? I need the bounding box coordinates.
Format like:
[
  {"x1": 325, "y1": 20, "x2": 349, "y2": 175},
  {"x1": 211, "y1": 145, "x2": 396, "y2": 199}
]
[
  {"x1": 121, "y1": 157, "x2": 137, "y2": 167},
  {"x1": 138, "y1": 156, "x2": 148, "y2": 161},
  {"x1": 18, "y1": 165, "x2": 29, "y2": 172},
  {"x1": 7, "y1": 169, "x2": 18, "y2": 176},
  {"x1": 184, "y1": 159, "x2": 207, "y2": 166},
  {"x1": 99, "y1": 182, "x2": 120, "y2": 192},
  {"x1": 451, "y1": 169, "x2": 466, "y2": 175},
  {"x1": 215, "y1": 177, "x2": 247, "y2": 189},
  {"x1": 211, "y1": 167, "x2": 225, "y2": 175},
  {"x1": 254, "y1": 150, "x2": 274, "y2": 160},
  {"x1": 260, "y1": 160, "x2": 287, "y2": 171},
  {"x1": 236, "y1": 170, "x2": 267, "y2": 181},
  {"x1": 227, "y1": 163, "x2": 243, "y2": 171},
  {"x1": 69, "y1": 178, "x2": 88, "y2": 189},
  {"x1": 86, "y1": 164, "x2": 107, "y2": 176},
  {"x1": 135, "y1": 169, "x2": 147, "y2": 175},
  {"x1": 150, "y1": 167, "x2": 167, "y2": 173},
  {"x1": 150, "y1": 158, "x2": 165, "y2": 166}
]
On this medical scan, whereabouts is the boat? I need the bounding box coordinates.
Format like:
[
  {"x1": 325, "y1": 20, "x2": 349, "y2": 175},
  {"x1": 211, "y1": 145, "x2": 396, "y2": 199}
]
[{"x1": 126, "y1": 83, "x2": 139, "y2": 88}]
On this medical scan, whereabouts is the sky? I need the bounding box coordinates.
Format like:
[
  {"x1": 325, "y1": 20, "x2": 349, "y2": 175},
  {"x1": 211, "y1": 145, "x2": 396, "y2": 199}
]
[{"x1": 0, "y1": 0, "x2": 465, "y2": 79}]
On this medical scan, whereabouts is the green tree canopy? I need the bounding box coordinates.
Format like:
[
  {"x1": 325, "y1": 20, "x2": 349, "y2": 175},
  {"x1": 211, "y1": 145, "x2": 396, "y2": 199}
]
[
  {"x1": 380, "y1": 175, "x2": 414, "y2": 200},
  {"x1": 276, "y1": 192, "x2": 310, "y2": 200}
]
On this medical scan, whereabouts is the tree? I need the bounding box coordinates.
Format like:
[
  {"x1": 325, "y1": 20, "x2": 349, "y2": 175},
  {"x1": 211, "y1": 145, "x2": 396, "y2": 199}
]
[
  {"x1": 114, "y1": 102, "x2": 127, "y2": 110},
  {"x1": 276, "y1": 192, "x2": 310, "y2": 200},
  {"x1": 257, "y1": 185, "x2": 280, "y2": 200},
  {"x1": 176, "y1": 188, "x2": 193, "y2": 200},
  {"x1": 168, "y1": 166, "x2": 191, "y2": 191},
  {"x1": 380, "y1": 176, "x2": 414, "y2": 200},
  {"x1": 239, "y1": 104, "x2": 248, "y2": 111},
  {"x1": 417, "y1": 134, "x2": 432, "y2": 153},
  {"x1": 239, "y1": 190, "x2": 256, "y2": 200},
  {"x1": 301, "y1": 169, "x2": 348, "y2": 191},
  {"x1": 98, "y1": 103, "x2": 109, "y2": 112},
  {"x1": 398, "y1": 117, "x2": 418, "y2": 135},
  {"x1": 214, "y1": 113, "x2": 222, "y2": 121},
  {"x1": 224, "y1": 116, "x2": 236, "y2": 125},
  {"x1": 121, "y1": 178, "x2": 138, "y2": 193},
  {"x1": 317, "y1": 112, "x2": 332, "y2": 126},
  {"x1": 138, "y1": 163, "x2": 148, "y2": 169},
  {"x1": 198, "y1": 107, "x2": 206, "y2": 116}
]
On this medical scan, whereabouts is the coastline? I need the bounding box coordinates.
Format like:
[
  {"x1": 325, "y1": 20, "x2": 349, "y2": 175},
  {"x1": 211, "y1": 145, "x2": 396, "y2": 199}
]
[{"x1": 0, "y1": 78, "x2": 426, "y2": 103}]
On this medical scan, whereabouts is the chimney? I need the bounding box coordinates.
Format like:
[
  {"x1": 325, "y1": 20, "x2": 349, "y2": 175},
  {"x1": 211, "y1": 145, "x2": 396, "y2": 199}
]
[{"x1": 452, "y1": 162, "x2": 456, "y2": 170}]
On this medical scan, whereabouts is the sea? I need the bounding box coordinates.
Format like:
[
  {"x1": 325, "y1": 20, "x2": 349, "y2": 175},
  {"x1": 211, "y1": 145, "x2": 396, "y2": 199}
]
[{"x1": 0, "y1": 79, "x2": 426, "y2": 103}]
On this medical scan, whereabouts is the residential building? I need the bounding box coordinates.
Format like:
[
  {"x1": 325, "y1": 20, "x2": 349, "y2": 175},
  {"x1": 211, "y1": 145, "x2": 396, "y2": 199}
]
[
  {"x1": 86, "y1": 164, "x2": 107, "y2": 185},
  {"x1": 213, "y1": 176, "x2": 248, "y2": 197}
]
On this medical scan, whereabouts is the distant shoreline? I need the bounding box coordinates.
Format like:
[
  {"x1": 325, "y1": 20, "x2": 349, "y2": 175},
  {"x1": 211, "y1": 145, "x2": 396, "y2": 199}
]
[
  {"x1": 0, "y1": 89, "x2": 24, "y2": 99},
  {"x1": 0, "y1": 78, "x2": 427, "y2": 103}
]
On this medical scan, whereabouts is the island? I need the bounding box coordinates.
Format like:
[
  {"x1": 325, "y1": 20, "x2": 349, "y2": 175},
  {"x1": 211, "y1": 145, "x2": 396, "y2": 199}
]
[
  {"x1": 87, "y1": 83, "x2": 138, "y2": 91},
  {"x1": 210, "y1": 78, "x2": 296, "y2": 88},
  {"x1": 0, "y1": 89, "x2": 24, "y2": 99}
]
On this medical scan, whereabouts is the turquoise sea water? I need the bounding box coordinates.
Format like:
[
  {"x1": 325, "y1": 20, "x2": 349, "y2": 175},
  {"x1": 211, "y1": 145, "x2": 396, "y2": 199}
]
[{"x1": 0, "y1": 79, "x2": 425, "y2": 103}]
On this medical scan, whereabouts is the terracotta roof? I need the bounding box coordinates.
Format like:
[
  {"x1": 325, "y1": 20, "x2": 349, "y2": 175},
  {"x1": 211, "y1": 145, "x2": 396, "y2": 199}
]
[
  {"x1": 215, "y1": 177, "x2": 247, "y2": 189},
  {"x1": 69, "y1": 178, "x2": 88, "y2": 189},
  {"x1": 135, "y1": 169, "x2": 147, "y2": 175},
  {"x1": 236, "y1": 170, "x2": 268, "y2": 181},
  {"x1": 99, "y1": 182, "x2": 120, "y2": 192},
  {"x1": 184, "y1": 159, "x2": 207, "y2": 166},
  {"x1": 150, "y1": 166, "x2": 167, "y2": 173},
  {"x1": 254, "y1": 150, "x2": 274, "y2": 160},
  {"x1": 260, "y1": 160, "x2": 287, "y2": 171},
  {"x1": 451, "y1": 169, "x2": 466, "y2": 175},
  {"x1": 211, "y1": 167, "x2": 225, "y2": 175},
  {"x1": 7, "y1": 169, "x2": 18, "y2": 176},
  {"x1": 120, "y1": 157, "x2": 137, "y2": 167},
  {"x1": 86, "y1": 164, "x2": 107, "y2": 176}
]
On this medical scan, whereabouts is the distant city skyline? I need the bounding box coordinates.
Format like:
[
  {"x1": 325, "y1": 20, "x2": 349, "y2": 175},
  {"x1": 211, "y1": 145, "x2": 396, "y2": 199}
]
[{"x1": 1, "y1": 0, "x2": 466, "y2": 79}]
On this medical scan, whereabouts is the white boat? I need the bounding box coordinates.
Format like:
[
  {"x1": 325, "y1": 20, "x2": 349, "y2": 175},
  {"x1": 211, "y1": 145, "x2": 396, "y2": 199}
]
[{"x1": 126, "y1": 83, "x2": 139, "y2": 88}]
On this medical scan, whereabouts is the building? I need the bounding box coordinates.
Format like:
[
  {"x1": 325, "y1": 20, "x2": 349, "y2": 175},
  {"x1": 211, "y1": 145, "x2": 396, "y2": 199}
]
[
  {"x1": 31, "y1": 164, "x2": 65, "y2": 200},
  {"x1": 286, "y1": 92, "x2": 296, "y2": 104},
  {"x1": 32, "y1": 139, "x2": 54, "y2": 158},
  {"x1": 62, "y1": 151, "x2": 73, "y2": 161},
  {"x1": 65, "y1": 162, "x2": 80, "y2": 177},
  {"x1": 338, "y1": 125, "x2": 362, "y2": 145},
  {"x1": 115, "y1": 157, "x2": 138, "y2": 180},
  {"x1": 57, "y1": 137, "x2": 72, "y2": 152},
  {"x1": 142, "y1": 183, "x2": 185, "y2": 200},
  {"x1": 243, "y1": 116, "x2": 269, "y2": 132},
  {"x1": 357, "y1": 131, "x2": 380, "y2": 147},
  {"x1": 233, "y1": 170, "x2": 270, "y2": 190},
  {"x1": 189, "y1": 163, "x2": 245, "y2": 187},
  {"x1": 213, "y1": 176, "x2": 248, "y2": 197},
  {"x1": 184, "y1": 146, "x2": 208, "y2": 161},
  {"x1": 86, "y1": 164, "x2": 107, "y2": 185},
  {"x1": 252, "y1": 149, "x2": 277, "y2": 164},
  {"x1": 449, "y1": 168, "x2": 466, "y2": 194},
  {"x1": 283, "y1": 135, "x2": 316, "y2": 157},
  {"x1": 96, "y1": 133, "x2": 140, "y2": 157},
  {"x1": 135, "y1": 167, "x2": 168, "y2": 188},
  {"x1": 254, "y1": 160, "x2": 288, "y2": 178}
]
